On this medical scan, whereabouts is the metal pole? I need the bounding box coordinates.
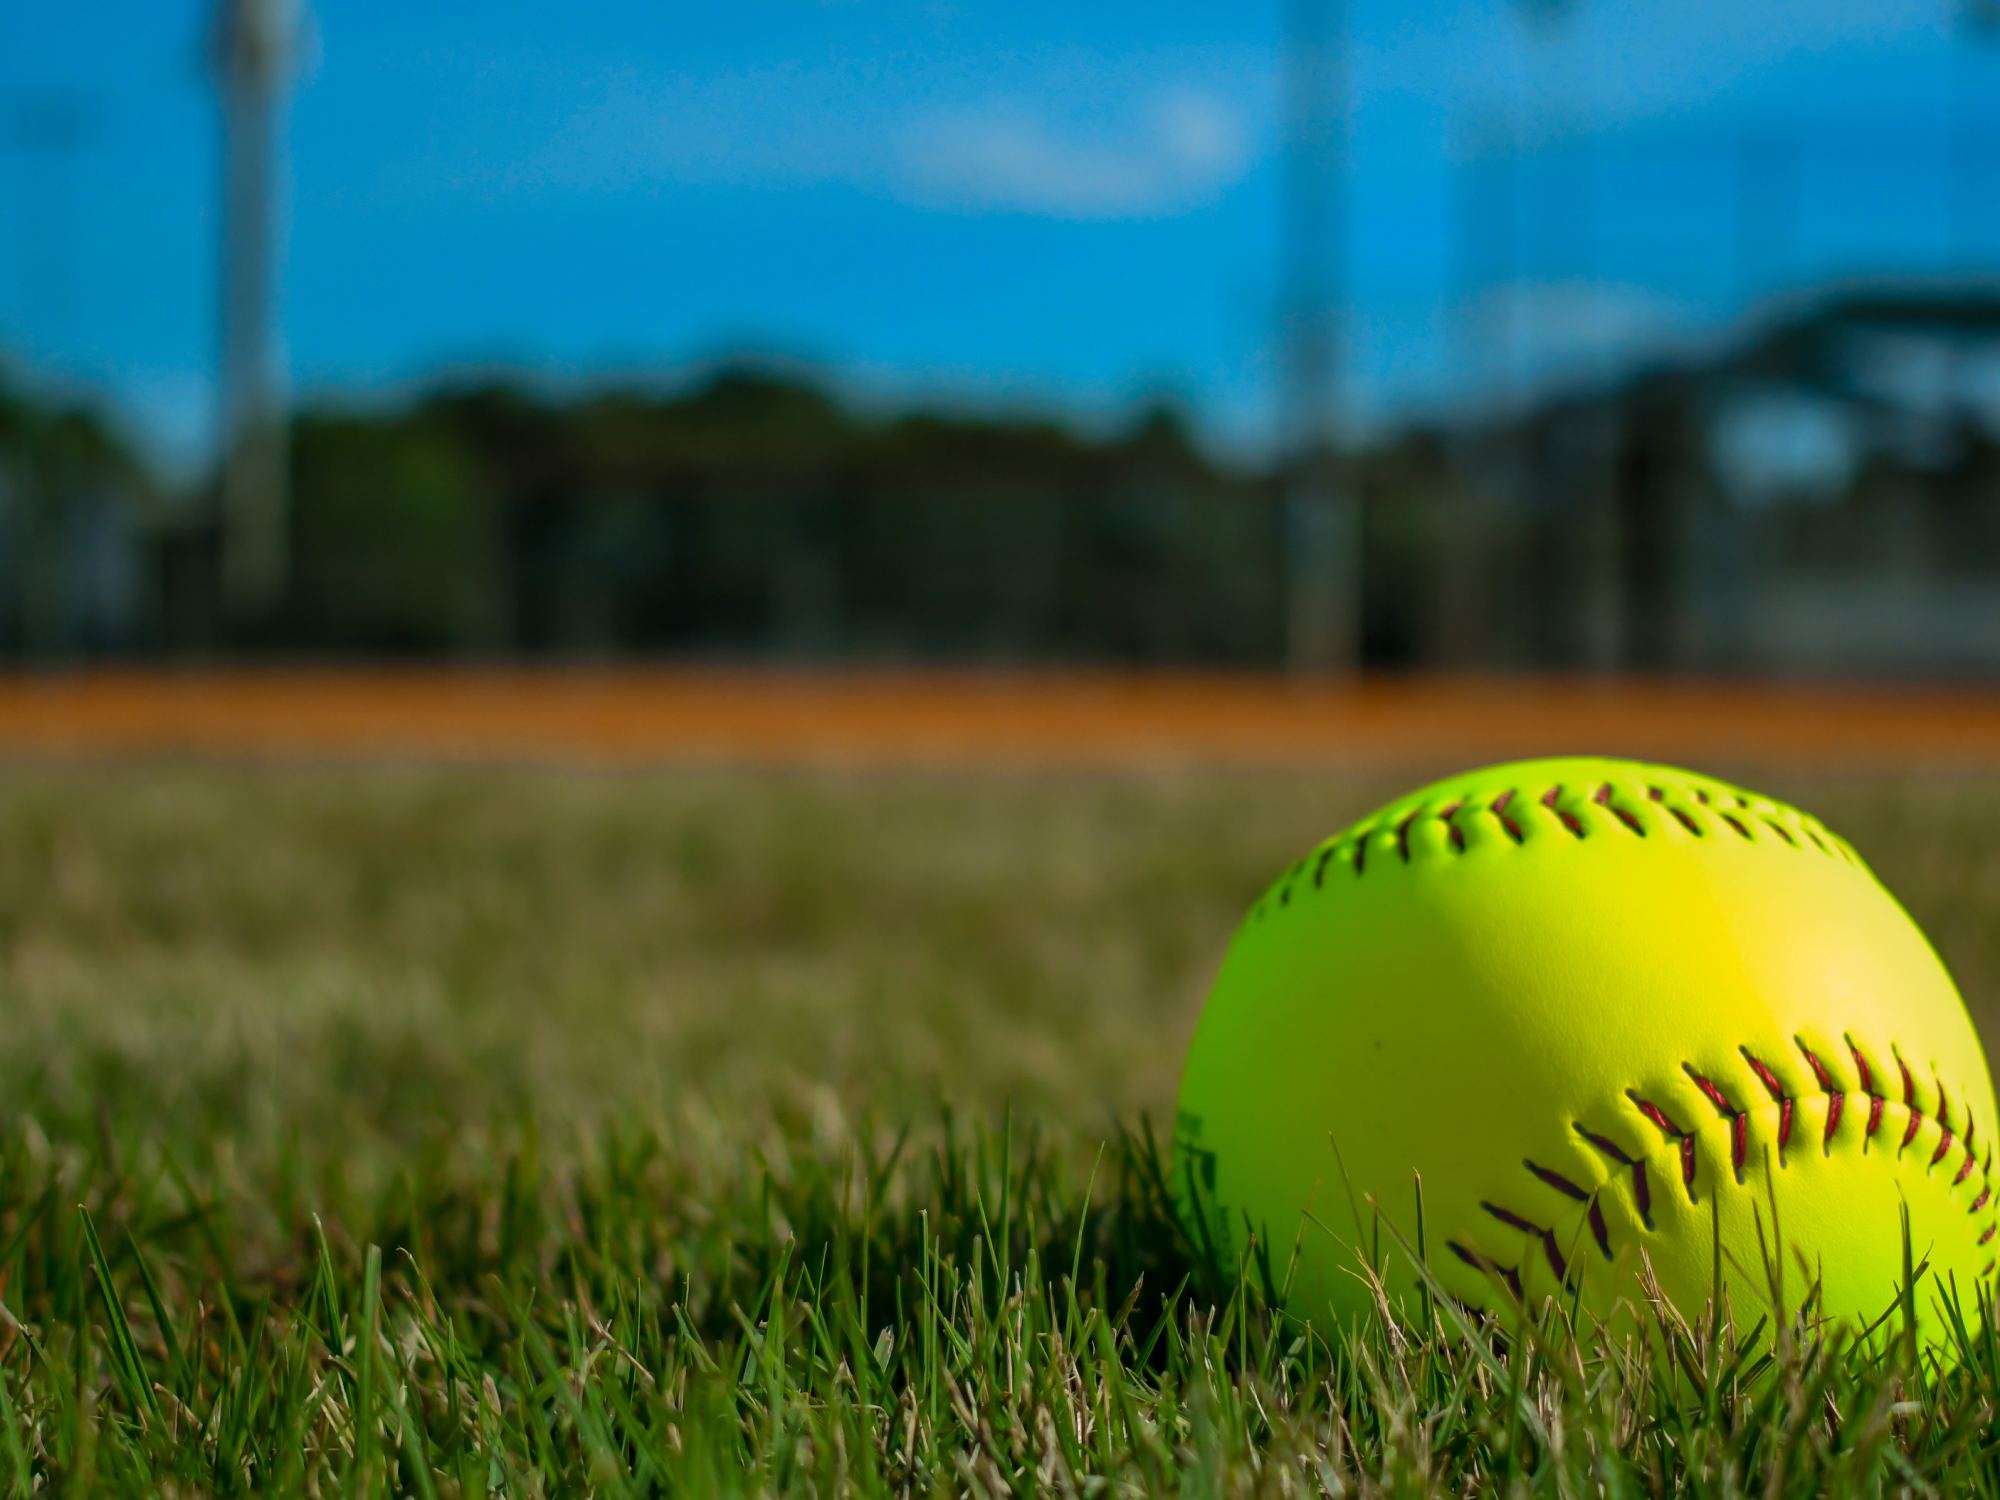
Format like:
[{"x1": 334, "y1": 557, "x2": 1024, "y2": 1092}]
[
  {"x1": 1278, "y1": 0, "x2": 1355, "y2": 674},
  {"x1": 211, "y1": 0, "x2": 298, "y2": 630}
]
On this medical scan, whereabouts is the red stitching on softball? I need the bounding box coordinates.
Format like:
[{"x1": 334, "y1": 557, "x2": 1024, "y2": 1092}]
[
  {"x1": 1797, "y1": 1040, "x2": 1845, "y2": 1149},
  {"x1": 1626, "y1": 1091, "x2": 1699, "y2": 1198},
  {"x1": 1684, "y1": 1065, "x2": 1736, "y2": 1117},
  {"x1": 1437, "y1": 800, "x2": 1466, "y2": 852},
  {"x1": 1542, "y1": 1233, "x2": 1569, "y2": 1284},
  {"x1": 1323, "y1": 778, "x2": 1809, "y2": 853},
  {"x1": 1898, "y1": 1053, "x2": 1923, "y2": 1152},
  {"x1": 1395, "y1": 809, "x2": 1421, "y2": 863},
  {"x1": 1593, "y1": 783, "x2": 1646, "y2": 835},
  {"x1": 1846, "y1": 1038, "x2": 1887, "y2": 1146},
  {"x1": 1646, "y1": 784, "x2": 1707, "y2": 835},
  {"x1": 1605, "y1": 1041, "x2": 1993, "y2": 1277},
  {"x1": 1572, "y1": 1122, "x2": 1637, "y2": 1166},
  {"x1": 1541, "y1": 785, "x2": 1585, "y2": 837},
  {"x1": 1628, "y1": 1093, "x2": 1688, "y2": 1140},
  {"x1": 1587, "y1": 1199, "x2": 1613, "y2": 1258},
  {"x1": 1525, "y1": 1160, "x2": 1589, "y2": 1202},
  {"x1": 1481, "y1": 1202, "x2": 1571, "y2": 1284},
  {"x1": 1448, "y1": 1240, "x2": 1521, "y2": 1300},
  {"x1": 1796, "y1": 1038, "x2": 1833, "y2": 1091},
  {"x1": 1847, "y1": 1037, "x2": 1874, "y2": 1095},
  {"x1": 1741, "y1": 1047, "x2": 1784, "y2": 1101},
  {"x1": 1684, "y1": 1065, "x2": 1748, "y2": 1178},
  {"x1": 1572, "y1": 1123, "x2": 1652, "y2": 1229},
  {"x1": 1740, "y1": 1047, "x2": 1793, "y2": 1154},
  {"x1": 1481, "y1": 1201, "x2": 1541, "y2": 1235},
  {"x1": 1520, "y1": 1160, "x2": 1617, "y2": 1257},
  {"x1": 1451, "y1": 1028, "x2": 1995, "y2": 1321},
  {"x1": 1630, "y1": 1162, "x2": 1652, "y2": 1228}
]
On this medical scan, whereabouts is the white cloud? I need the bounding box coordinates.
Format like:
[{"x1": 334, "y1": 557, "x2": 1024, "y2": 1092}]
[
  {"x1": 490, "y1": 50, "x2": 1267, "y2": 221},
  {"x1": 478, "y1": 0, "x2": 1954, "y2": 226},
  {"x1": 897, "y1": 88, "x2": 1252, "y2": 218}
]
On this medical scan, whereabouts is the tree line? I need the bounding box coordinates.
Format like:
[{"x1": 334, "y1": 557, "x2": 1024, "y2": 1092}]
[{"x1": 9, "y1": 288, "x2": 2000, "y2": 675}]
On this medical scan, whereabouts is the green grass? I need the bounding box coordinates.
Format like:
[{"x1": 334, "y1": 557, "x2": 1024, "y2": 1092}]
[{"x1": 2, "y1": 762, "x2": 2000, "y2": 1493}]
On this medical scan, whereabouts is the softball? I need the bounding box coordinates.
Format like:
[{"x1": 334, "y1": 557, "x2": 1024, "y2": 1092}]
[{"x1": 1173, "y1": 756, "x2": 1997, "y2": 1337}]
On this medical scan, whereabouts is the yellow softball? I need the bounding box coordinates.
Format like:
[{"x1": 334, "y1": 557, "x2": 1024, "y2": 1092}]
[{"x1": 1173, "y1": 756, "x2": 1997, "y2": 1338}]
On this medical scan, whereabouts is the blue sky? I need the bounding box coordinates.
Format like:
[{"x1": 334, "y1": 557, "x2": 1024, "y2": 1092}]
[{"x1": 2, "y1": 0, "x2": 1996, "y2": 468}]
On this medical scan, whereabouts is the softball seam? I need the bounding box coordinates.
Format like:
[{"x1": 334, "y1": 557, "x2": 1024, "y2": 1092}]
[
  {"x1": 1259, "y1": 775, "x2": 1857, "y2": 918},
  {"x1": 1449, "y1": 1031, "x2": 1999, "y2": 1301}
]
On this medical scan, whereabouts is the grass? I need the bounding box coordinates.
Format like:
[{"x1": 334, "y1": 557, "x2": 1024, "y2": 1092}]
[{"x1": 1, "y1": 761, "x2": 2000, "y2": 1491}]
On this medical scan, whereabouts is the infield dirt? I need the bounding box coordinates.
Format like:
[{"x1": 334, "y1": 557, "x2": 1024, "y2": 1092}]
[{"x1": 3, "y1": 669, "x2": 1999, "y2": 769}]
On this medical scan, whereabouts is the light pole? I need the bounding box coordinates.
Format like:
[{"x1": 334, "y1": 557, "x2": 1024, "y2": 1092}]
[
  {"x1": 1277, "y1": 0, "x2": 1355, "y2": 674},
  {"x1": 210, "y1": 0, "x2": 301, "y2": 631}
]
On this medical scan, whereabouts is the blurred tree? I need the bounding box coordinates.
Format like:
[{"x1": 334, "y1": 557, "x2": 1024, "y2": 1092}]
[
  {"x1": 0, "y1": 372, "x2": 155, "y2": 658},
  {"x1": 287, "y1": 412, "x2": 499, "y2": 652},
  {"x1": 14, "y1": 285, "x2": 2000, "y2": 678}
]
